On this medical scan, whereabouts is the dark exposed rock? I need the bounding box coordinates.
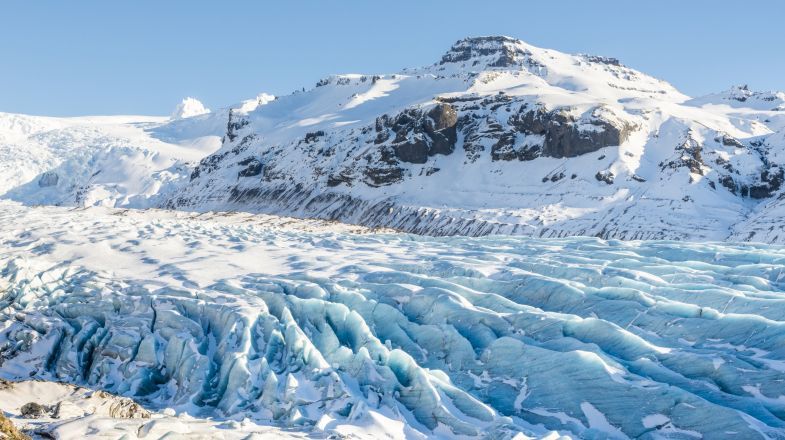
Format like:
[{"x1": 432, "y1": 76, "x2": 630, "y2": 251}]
[
  {"x1": 425, "y1": 104, "x2": 458, "y2": 155},
  {"x1": 749, "y1": 167, "x2": 784, "y2": 199},
  {"x1": 191, "y1": 150, "x2": 231, "y2": 181},
  {"x1": 541, "y1": 108, "x2": 632, "y2": 158},
  {"x1": 107, "y1": 398, "x2": 151, "y2": 419},
  {"x1": 440, "y1": 36, "x2": 534, "y2": 68},
  {"x1": 582, "y1": 55, "x2": 623, "y2": 66},
  {"x1": 490, "y1": 132, "x2": 519, "y2": 161},
  {"x1": 303, "y1": 131, "x2": 325, "y2": 143},
  {"x1": 719, "y1": 175, "x2": 738, "y2": 194},
  {"x1": 661, "y1": 135, "x2": 705, "y2": 175},
  {"x1": 428, "y1": 103, "x2": 458, "y2": 131},
  {"x1": 364, "y1": 166, "x2": 404, "y2": 187},
  {"x1": 225, "y1": 110, "x2": 250, "y2": 143},
  {"x1": 595, "y1": 171, "x2": 615, "y2": 184},
  {"x1": 716, "y1": 134, "x2": 744, "y2": 148},
  {"x1": 436, "y1": 95, "x2": 483, "y2": 104},
  {"x1": 377, "y1": 104, "x2": 459, "y2": 164},
  {"x1": 362, "y1": 145, "x2": 406, "y2": 187},
  {"x1": 238, "y1": 158, "x2": 262, "y2": 177},
  {"x1": 393, "y1": 136, "x2": 429, "y2": 164},
  {"x1": 327, "y1": 173, "x2": 352, "y2": 187},
  {"x1": 458, "y1": 115, "x2": 486, "y2": 163},
  {"x1": 20, "y1": 402, "x2": 47, "y2": 418},
  {"x1": 229, "y1": 186, "x2": 261, "y2": 203},
  {"x1": 441, "y1": 36, "x2": 514, "y2": 65},
  {"x1": 496, "y1": 105, "x2": 633, "y2": 161}
]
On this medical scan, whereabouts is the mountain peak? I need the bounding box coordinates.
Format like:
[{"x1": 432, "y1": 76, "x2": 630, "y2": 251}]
[
  {"x1": 171, "y1": 97, "x2": 210, "y2": 120},
  {"x1": 439, "y1": 36, "x2": 532, "y2": 68},
  {"x1": 688, "y1": 85, "x2": 785, "y2": 111},
  {"x1": 236, "y1": 93, "x2": 275, "y2": 114}
]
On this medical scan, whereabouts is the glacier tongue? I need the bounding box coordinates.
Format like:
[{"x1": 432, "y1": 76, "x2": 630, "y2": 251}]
[{"x1": 1, "y1": 202, "x2": 785, "y2": 438}]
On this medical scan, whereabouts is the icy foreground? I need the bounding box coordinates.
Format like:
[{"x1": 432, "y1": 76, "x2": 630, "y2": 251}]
[{"x1": 1, "y1": 202, "x2": 785, "y2": 438}]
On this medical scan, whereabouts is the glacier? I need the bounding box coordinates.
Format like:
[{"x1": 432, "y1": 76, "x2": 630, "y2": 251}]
[{"x1": 2, "y1": 202, "x2": 785, "y2": 439}]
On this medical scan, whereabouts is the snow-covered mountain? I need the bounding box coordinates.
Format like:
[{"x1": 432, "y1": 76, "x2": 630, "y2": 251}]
[
  {"x1": 4, "y1": 36, "x2": 785, "y2": 243},
  {"x1": 170, "y1": 97, "x2": 211, "y2": 119},
  {"x1": 3, "y1": 36, "x2": 785, "y2": 439},
  {"x1": 165, "y1": 36, "x2": 785, "y2": 242}
]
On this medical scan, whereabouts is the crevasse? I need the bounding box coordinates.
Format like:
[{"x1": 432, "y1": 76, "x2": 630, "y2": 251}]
[{"x1": 2, "y1": 224, "x2": 785, "y2": 439}]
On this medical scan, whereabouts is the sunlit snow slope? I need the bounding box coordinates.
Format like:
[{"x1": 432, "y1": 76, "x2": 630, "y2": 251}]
[
  {"x1": 2, "y1": 202, "x2": 785, "y2": 439},
  {"x1": 0, "y1": 109, "x2": 223, "y2": 208},
  {"x1": 2, "y1": 37, "x2": 785, "y2": 242}
]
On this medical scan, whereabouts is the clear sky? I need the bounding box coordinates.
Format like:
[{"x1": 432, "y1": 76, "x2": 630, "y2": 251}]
[{"x1": 2, "y1": 0, "x2": 783, "y2": 116}]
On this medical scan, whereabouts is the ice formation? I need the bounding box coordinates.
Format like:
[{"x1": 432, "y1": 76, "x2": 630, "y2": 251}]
[{"x1": 1, "y1": 202, "x2": 785, "y2": 438}]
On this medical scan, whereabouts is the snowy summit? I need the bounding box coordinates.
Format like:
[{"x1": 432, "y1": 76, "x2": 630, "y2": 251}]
[{"x1": 170, "y1": 97, "x2": 210, "y2": 119}]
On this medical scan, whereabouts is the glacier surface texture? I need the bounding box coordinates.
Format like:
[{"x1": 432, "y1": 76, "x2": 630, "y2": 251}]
[{"x1": 1, "y1": 203, "x2": 785, "y2": 439}]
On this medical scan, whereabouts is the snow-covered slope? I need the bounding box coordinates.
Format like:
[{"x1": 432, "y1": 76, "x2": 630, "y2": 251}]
[
  {"x1": 2, "y1": 36, "x2": 785, "y2": 243},
  {"x1": 688, "y1": 84, "x2": 785, "y2": 112},
  {"x1": 2, "y1": 202, "x2": 785, "y2": 439},
  {"x1": 162, "y1": 36, "x2": 785, "y2": 242},
  {"x1": 0, "y1": 110, "x2": 223, "y2": 208}
]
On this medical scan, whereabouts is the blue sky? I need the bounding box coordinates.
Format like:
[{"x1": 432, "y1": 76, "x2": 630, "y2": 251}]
[{"x1": 2, "y1": 1, "x2": 783, "y2": 116}]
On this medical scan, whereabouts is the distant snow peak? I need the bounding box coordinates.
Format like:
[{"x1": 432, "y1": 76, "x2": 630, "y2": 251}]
[
  {"x1": 727, "y1": 84, "x2": 785, "y2": 108},
  {"x1": 689, "y1": 84, "x2": 785, "y2": 111},
  {"x1": 236, "y1": 92, "x2": 276, "y2": 114},
  {"x1": 727, "y1": 84, "x2": 764, "y2": 102},
  {"x1": 171, "y1": 97, "x2": 211, "y2": 119}
]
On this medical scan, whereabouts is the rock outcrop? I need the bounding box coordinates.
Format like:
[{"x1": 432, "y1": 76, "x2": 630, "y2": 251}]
[
  {"x1": 0, "y1": 413, "x2": 28, "y2": 440},
  {"x1": 495, "y1": 105, "x2": 634, "y2": 160}
]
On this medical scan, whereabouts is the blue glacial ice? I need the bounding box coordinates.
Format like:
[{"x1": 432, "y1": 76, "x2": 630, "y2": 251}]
[{"x1": 2, "y1": 220, "x2": 785, "y2": 439}]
